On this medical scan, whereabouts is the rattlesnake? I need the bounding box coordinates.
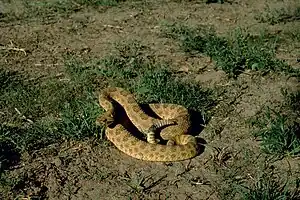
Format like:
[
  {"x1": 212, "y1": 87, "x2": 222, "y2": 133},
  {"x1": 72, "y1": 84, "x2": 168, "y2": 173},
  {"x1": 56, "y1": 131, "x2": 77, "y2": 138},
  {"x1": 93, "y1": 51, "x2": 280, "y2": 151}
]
[{"x1": 96, "y1": 87, "x2": 199, "y2": 162}]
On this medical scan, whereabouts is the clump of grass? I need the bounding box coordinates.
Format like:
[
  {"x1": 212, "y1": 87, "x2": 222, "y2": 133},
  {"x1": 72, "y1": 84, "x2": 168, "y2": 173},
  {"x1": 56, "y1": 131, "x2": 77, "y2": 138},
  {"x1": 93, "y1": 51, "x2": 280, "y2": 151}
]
[
  {"x1": 250, "y1": 108, "x2": 300, "y2": 156},
  {"x1": 255, "y1": 5, "x2": 300, "y2": 25},
  {"x1": 132, "y1": 68, "x2": 215, "y2": 111},
  {"x1": 0, "y1": 68, "x2": 74, "y2": 122},
  {"x1": 57, "y1": 99, "x2": 103, "y2": 140},
  {"x1": 239, "y1": 171, "x2": 300, "y2": 200},
  {"x1": 282, "y1": 89, "x2": 300, "y2": 114},
  {"x1": 162, "y1": 23, "x2": 289, "y2": 77},
  {"x1": 0, "y1": 67, "x2": 102, "y2": 154},
  {"x1": 0, "y1": 121, "x2": 60, "y2": 154}
]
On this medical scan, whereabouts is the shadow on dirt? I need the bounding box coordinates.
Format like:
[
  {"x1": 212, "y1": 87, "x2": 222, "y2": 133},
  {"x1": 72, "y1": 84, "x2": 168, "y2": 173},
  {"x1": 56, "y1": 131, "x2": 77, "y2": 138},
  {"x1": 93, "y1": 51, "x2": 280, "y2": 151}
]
[
  {"x1": 0, "y1": 126, "x2": 49, "y2": 199},
  {"x1": 0, "y1": 140, "x2": 21, "y2": 172}
]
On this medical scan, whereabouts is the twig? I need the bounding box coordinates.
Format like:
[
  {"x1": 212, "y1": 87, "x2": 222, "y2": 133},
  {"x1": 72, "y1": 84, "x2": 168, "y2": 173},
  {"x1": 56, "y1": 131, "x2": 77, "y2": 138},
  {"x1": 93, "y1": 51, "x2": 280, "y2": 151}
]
[
  {"x1": 34, "y1": 63, "x2": 62, "y2": 67},
  {"x1": 15, "y1": 108, "x2": 33, "y2": 124},
  {"x1": 0, "y1": 44, "x2": 26, "y2": 55},
  {"x1": 103, "y1": 24, "x2": 124, "y2": 32}
]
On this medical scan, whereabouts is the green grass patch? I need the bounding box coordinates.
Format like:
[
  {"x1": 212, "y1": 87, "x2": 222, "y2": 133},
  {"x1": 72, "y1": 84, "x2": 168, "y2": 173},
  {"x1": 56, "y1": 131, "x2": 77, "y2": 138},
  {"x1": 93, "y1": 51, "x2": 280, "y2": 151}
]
[
  {"x1": 57, "y1": 99, "x2": 102, "y2": 139},
  {"x1": 238, "y1": 170, "x2": 300, "y2": 200},
  {"x1": 91, "y1": 40, "x2": 216, "y2": 111},
  {"x1": 161, "y1": 23, "x2": 292, "y2": 77},
  {"x1": 0, "y1": 0, "x2": 123, "y2": 23},
  {"x1": 0, "y1": 67, "x2": 102, "y2": 155},
  {"x1": 1, "y1": 70, "x2": 70, "y2": 122},
  {"x1": 63, "y1": 42, "x2": 216, "y2": 121},
  {"x1": 249, "y1": 108, "x2": 300, "y2": 156},
  {"x1": 0, "y1": 121, "x2": 59, "y2": 154},
  {"x1": 255, "y1": 5, "x2": 300, "y2": 25}
]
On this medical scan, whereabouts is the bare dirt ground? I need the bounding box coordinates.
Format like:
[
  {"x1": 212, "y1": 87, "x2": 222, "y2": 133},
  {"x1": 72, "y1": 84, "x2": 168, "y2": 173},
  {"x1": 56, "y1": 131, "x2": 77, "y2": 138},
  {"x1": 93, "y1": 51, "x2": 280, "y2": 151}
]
[{"x1": 1, "y1": 0, "x2": 299, "y2": 199}]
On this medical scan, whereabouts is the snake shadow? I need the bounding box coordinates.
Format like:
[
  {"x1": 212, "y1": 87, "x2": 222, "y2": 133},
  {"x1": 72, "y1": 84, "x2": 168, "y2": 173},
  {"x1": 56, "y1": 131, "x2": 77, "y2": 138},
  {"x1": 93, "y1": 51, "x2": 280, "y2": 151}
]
[
  {"x1": 0, "y1": 139, "x2": 21, "y2": 175},
  {"x1": 189, "y1": 110, "x2": 208, "y2": 155}
]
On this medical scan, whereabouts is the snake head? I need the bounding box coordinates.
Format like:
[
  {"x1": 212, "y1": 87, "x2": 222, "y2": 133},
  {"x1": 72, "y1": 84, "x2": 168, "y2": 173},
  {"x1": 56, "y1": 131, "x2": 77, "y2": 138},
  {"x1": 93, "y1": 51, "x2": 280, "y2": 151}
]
[{"x1": 96, "y1": 112, "x2": 115, "y2": 127}]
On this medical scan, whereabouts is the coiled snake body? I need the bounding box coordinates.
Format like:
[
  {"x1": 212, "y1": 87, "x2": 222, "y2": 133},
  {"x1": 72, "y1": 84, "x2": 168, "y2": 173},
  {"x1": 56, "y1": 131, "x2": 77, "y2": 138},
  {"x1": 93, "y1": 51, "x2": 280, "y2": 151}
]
[{"x1": 96, "y1": 87, "x2": 198, "y2": 162}]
